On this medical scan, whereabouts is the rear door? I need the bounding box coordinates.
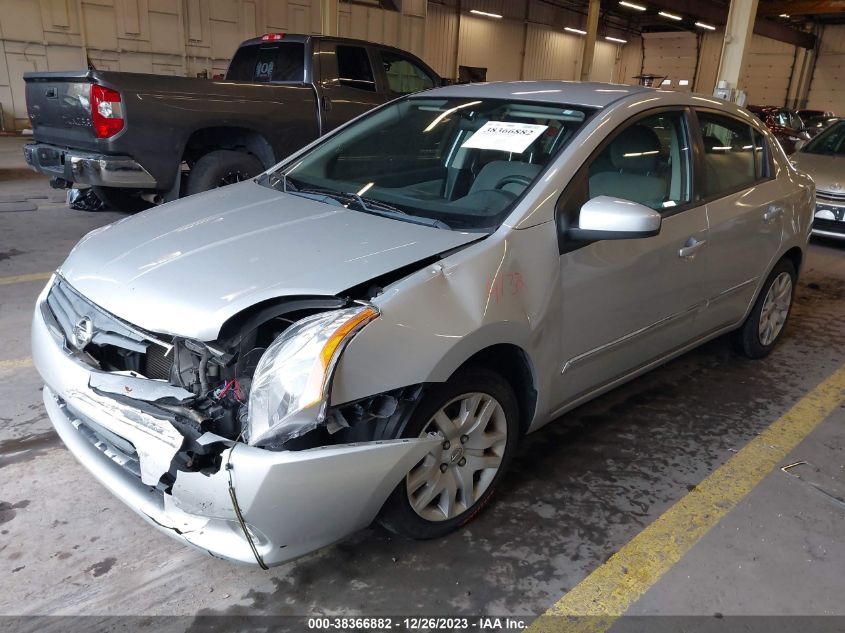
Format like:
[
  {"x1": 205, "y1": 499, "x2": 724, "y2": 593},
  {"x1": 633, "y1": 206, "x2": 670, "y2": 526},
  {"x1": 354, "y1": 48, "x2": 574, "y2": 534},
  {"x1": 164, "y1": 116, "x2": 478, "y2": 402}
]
[
  {"x1": 315, "y1": 40, "x2": 385, "y2": 132},
  {"x1": 693, "y1": 110, "x2": 784, "y2": 334}
]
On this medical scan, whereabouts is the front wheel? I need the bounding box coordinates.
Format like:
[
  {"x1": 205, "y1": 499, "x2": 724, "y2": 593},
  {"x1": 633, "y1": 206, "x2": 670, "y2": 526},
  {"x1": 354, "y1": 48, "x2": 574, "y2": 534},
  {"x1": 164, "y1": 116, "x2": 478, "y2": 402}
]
[
  {"x1": 378, "y1": 368, "x2": 520, "y2": 539},
  {"x1": 185, "y1": 150, "x2": 264, "y2": 196},
  {"x1": 733, "y1": 258, "x2": 797, "y2": 358}
]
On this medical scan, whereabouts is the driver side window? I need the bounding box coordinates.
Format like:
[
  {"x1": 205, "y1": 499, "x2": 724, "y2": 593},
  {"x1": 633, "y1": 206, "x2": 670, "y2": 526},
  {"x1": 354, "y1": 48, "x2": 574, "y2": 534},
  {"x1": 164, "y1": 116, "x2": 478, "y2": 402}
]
[{"x1": 587, "y1": 110, "x2": 692, "y2": 211}]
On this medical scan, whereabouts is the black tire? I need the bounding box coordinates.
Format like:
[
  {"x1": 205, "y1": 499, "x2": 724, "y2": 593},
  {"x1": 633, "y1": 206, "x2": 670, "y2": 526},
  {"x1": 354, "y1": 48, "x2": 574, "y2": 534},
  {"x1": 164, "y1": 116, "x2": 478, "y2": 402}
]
[
  {"x1": 733, "y1": 258, "x2": 797, "y2": 359},
  {"x1": 185, "y1": 150, "x2": 264, "y2": 196},
  {"x1": 377, "y1": 367, "x2": 520, "y2": 540},
  {"x1": 91, "y1": 187, "x2": 152, "y2": 213}
]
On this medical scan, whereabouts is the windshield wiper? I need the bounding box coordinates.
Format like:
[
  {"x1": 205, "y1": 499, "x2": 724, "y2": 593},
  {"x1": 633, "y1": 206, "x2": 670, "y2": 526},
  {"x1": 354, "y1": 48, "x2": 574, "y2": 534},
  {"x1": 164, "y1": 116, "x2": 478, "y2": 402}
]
[{"x1": 294, "y1": 188, "x2": 451, "y2": 230}]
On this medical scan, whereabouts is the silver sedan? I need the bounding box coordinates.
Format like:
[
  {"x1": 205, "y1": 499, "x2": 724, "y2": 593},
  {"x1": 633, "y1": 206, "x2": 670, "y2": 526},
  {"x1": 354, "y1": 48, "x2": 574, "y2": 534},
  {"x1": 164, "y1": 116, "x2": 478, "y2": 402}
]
[
  {"x1": 790, "y1": 119, "x2": 845, "y2": 240},
  {"x1": 32, "y1": 81, "x2": 814, "y2": 566}
]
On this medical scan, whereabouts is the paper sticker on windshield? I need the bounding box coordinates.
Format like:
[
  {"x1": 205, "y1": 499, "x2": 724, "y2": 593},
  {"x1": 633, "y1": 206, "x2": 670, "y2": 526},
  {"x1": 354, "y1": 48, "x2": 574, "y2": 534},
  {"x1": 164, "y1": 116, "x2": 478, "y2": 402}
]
[{"x1": 461, "y1": 122, "x2": 549, "y2": 154}]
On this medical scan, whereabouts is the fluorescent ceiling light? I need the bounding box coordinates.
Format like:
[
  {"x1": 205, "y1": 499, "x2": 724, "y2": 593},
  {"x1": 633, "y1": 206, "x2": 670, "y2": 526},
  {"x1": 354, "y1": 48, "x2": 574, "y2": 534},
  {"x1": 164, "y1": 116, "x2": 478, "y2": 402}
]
[
  {"x1": 619, "y1": 1, "x2": 647, "y2": 10},
  {"x1": 695, "y1": 21, "x2": 716, "y2": 30},
  {"x1": 779, "y1": 13, "x2": 790, "y2": 18},
  {"x1": 661, "y1": 79, "x2": 672, "y2": 85},
  {"x1": 659, "y1": 11, "x2": 683, "y2": 21},
  {"x1": 679, "y1": 79, "x2": 690, "y2": 86},
  {"x1": 470, "y1": 9, "x2": 502, "y2": 19},
  {"x1": 606, "y1": 36, "x2": 628, "y2": 43},
  {"x1": 565, "y1": 27, "x2": 587, "y2": 35}
]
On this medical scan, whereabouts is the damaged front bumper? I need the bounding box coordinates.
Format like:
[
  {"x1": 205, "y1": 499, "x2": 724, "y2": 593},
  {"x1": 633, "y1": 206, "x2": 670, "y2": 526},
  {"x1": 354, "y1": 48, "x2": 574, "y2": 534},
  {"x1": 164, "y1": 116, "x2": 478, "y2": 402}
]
[{"x1": 32, "y1": 290, "x2": 438, "y2": 566}]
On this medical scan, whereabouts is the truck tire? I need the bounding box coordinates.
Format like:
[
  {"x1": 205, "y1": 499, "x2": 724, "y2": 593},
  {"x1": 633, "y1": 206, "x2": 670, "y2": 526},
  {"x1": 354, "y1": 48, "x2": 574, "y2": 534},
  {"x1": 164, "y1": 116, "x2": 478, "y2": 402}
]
[
  {"x1": 185, "y1": 150, "x2": 264, "y2": 196},
  {"x1": 91, "y1": 187, "x2": 152, "y2": 213}
]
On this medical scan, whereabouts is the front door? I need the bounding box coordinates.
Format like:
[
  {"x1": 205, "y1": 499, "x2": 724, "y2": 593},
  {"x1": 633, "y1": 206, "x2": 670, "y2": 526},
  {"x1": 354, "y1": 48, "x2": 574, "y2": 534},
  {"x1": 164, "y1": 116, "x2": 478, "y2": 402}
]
[{"x1": 553, "y1": 109, "x2": 709, "y2": 409}]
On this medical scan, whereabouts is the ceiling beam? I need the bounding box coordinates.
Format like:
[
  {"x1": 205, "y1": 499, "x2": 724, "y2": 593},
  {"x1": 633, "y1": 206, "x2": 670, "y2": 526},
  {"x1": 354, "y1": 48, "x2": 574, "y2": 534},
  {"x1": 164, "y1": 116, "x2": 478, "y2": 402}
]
[
  {"x1": 757, "y1": 1, "x2": 845, "y2": 16},
  {"x1": 643, "y1": 0, "x2": 816, "y2": 48}
]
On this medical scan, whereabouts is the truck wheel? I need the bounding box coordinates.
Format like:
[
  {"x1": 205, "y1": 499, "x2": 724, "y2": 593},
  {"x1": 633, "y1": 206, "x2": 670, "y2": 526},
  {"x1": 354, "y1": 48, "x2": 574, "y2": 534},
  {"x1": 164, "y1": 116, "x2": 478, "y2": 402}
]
[
  {"x1": 186, "y1": 150, "x2": 264, "y2": 195},
  {"x1": 92, "y1": 187, "x2": 152, "y2": 213}
]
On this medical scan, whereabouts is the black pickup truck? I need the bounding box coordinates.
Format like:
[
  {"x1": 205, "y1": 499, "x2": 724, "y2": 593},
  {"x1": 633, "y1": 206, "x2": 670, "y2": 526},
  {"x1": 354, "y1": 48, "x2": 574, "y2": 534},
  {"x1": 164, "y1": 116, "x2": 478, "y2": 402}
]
[{"x1": 23, "y1": 34, "x2": 441, "y2": 210}]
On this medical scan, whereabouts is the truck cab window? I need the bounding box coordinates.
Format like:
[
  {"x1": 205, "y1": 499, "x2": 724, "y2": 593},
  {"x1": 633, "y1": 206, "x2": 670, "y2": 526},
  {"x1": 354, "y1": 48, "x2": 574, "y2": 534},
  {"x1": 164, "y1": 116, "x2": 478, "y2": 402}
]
[
  {"x1": 336, "y1": 46, "x2": 376, "y2": 92},
  {"x1": 225, "y1": 42, "x2": 305, "y2": 82},
  {"x1": 381, "y1": 51, "x2": 435, "y2": 95}
]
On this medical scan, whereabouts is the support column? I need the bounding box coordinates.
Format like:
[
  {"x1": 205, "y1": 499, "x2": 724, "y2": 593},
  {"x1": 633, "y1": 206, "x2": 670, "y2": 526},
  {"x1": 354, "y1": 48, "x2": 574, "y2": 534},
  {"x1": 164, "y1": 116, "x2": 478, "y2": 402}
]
[
  {"x1": 715, "y1": 0, "x2": 759, "y2": 101},
  {"x1": 321, "y1": 0, "x2": 339, "y2": 36},
  {"x1": 579, "y1": 0, "x2": 600, "y2": 82}
]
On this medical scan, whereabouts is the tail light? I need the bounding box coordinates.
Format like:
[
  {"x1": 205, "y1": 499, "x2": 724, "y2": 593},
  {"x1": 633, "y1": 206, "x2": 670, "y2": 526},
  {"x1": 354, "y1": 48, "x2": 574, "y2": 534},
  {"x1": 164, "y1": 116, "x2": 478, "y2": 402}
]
[{"x1": 90, "y1": 84, "x2": 124, "y2": 138}]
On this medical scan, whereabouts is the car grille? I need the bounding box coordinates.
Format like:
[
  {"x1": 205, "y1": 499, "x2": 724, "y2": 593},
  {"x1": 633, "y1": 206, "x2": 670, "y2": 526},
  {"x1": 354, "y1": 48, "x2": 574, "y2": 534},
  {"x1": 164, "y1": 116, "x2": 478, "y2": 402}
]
[
  {"x1": 46, "y1": 277, "x2": 173, "y2": 379},
  {"x1": 64, "y1": 399, "x2": 143, "y2": 481},
  {"x1": 813, "y1": 218, "x2": 845, "y2": 234},
  {"x1": 817, "y1": 190, "x2": 845, "y2": 203}
]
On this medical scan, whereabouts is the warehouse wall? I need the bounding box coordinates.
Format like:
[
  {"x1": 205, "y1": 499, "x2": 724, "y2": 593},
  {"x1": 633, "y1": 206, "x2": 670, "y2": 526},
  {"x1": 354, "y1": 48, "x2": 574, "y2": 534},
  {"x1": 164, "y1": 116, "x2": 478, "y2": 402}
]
[
  {"x1": 806, "y1": 24, "x2": 845, "y2": 113},
  {"x1": 630, "y1": 29, "x2": 805, "y2": 105},
  {"x1": 0, "y1": 0, "x2": 628, "y2": 131}
]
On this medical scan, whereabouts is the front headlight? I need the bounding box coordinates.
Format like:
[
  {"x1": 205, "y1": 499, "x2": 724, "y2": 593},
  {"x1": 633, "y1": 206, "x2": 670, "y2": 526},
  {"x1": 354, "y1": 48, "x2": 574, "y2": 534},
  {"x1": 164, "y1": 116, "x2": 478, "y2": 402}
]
[{"x1": 245, "y1": 304, "x2": 379, "y2": 446}]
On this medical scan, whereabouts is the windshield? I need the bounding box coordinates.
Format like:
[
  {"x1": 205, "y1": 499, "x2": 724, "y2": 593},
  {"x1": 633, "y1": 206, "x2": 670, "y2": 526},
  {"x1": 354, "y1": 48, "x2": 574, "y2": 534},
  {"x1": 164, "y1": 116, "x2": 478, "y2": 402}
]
[
  {"x1": 260, "y1": 97, "x2": 595, "y2": 230},
  {"x1": 803, "y1": 120, "x2": 845, "y2": 155}
]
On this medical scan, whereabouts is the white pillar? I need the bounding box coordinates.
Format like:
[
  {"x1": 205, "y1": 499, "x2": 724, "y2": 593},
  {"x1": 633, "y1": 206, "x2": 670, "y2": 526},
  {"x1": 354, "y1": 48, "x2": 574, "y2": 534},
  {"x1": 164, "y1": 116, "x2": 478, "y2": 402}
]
[
  {"x1": 579, "y1": 0, "x2": 601, "y2": 82},
  {"x1": 716, "y1": 0, "x2": 759, "y2": 100}
]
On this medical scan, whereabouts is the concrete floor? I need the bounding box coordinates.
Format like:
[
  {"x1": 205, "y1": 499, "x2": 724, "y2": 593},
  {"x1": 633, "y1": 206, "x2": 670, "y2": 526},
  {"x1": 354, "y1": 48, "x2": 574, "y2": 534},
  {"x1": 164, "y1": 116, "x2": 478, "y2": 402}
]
[{"x1": 2, "y1": 135, "x2": 845, "y2": 626}]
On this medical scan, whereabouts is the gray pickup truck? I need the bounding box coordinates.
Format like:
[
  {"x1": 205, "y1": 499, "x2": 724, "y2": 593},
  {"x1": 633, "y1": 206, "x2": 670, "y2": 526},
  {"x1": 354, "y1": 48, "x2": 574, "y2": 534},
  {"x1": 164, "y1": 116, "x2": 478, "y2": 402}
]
[{"x1": 23, "y1": 34, "x2": 441, "y2": 210}]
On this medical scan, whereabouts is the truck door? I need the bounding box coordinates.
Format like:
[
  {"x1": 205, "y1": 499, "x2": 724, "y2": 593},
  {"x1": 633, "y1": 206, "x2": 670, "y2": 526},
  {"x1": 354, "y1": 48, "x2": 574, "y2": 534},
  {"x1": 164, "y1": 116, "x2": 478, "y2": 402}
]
[{"x1": 315, "y1": 40, "x2": 385, "y2": 132}]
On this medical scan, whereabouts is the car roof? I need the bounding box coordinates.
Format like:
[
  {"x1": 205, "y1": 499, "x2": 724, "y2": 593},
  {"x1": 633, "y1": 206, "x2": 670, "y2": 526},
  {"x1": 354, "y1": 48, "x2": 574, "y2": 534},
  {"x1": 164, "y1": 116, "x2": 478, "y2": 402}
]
[{"x1": 418, "y1": 80, "x2": 653, "y2": 109}]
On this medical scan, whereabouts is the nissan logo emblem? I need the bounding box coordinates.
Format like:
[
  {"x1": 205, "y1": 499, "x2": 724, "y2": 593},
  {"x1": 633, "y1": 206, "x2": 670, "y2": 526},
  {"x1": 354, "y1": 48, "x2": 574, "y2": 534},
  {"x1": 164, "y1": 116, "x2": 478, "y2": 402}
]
[{"x1": 72, "y1": 316, "x2": 94, "y2": 349}]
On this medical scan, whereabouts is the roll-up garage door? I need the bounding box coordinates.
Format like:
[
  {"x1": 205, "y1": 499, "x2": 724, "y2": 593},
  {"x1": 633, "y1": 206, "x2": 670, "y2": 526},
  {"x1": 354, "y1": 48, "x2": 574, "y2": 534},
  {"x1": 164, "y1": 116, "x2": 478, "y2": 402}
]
[
  {"x1": 807, "y1": 25, "x2": 845, "y2": 113},
  {"x1": 742, "y1": 35, "x2": 795, "y2": 106},
  {"x1": 642, "y1": 32, "x2": 697, "y2": 91}
]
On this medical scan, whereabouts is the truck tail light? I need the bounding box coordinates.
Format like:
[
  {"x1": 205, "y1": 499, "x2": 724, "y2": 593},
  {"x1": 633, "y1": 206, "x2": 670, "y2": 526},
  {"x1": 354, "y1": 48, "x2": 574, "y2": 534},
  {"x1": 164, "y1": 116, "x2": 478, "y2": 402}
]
[
  {"x1": 261, "y1": 33, "x2": 285, "y2": 41},
  {"x1": 90, "y1": 84, "x2": 124, "y2": 138}
]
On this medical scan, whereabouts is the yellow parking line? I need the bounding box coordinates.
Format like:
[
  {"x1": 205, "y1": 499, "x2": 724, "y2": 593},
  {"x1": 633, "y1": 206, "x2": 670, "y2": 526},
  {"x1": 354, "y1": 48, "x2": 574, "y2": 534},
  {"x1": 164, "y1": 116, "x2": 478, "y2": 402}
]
[
  {"x1": 0, "y1": 271, "x2": 52, "y2": 286},
  {"x1": 529, "y1": 362, "x2": 845, "y2": 633},
  {"x1": 0, "y1": 357, "x2": 33, "y2": 374}
]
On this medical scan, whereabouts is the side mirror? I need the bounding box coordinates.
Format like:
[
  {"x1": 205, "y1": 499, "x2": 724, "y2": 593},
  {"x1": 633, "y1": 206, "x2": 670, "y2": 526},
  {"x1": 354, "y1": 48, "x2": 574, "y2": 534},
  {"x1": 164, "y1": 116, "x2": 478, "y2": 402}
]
[{"x1": 568, "y1": 196, "x2": 662, "y2": 241}]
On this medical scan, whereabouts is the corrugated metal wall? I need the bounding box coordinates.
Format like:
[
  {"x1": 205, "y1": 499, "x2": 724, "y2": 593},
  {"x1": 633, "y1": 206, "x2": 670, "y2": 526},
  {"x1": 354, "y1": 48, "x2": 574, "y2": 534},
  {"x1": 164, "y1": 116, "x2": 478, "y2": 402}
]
[{"x1": 807, "y1": 25, "x2": 845, "y2": 113}]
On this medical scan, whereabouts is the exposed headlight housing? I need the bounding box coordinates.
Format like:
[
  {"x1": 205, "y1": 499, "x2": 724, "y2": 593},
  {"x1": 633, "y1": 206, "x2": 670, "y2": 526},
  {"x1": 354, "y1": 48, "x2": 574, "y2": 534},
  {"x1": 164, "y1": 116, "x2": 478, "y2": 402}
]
[{"x1": 245, "y1": 305, "x2": 379, "y2": 446}]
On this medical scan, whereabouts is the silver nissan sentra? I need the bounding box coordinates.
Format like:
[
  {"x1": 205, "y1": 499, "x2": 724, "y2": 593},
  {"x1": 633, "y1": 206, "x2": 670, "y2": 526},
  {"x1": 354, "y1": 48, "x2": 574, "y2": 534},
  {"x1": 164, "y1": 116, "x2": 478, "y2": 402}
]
[{"x1": 32, "y1": 81, "x2": 814, "y2": 566}]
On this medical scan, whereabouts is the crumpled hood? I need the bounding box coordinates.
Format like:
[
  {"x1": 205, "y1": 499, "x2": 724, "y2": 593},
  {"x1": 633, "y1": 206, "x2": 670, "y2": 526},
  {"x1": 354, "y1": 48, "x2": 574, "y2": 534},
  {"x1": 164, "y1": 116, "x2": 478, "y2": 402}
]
[{"x1": 60, "y1": 181, "x2": 480, "y2": 341}]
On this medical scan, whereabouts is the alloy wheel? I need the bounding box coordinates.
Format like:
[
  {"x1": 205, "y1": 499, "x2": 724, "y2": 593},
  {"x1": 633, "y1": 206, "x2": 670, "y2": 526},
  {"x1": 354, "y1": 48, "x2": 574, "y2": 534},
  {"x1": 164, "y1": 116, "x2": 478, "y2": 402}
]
[
  {"x1": 406, "y1": 392, "x2": 508, "y2": 522},
  {"x1": 758, "y1": 271, "x2": 792, "y2": 346}
]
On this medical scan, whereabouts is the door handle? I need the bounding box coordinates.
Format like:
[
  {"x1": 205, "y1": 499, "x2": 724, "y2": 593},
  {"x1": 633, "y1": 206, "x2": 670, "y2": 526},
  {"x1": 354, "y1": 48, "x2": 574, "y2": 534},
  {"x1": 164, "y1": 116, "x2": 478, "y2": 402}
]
[
  {"x1": 678, "y1": 237, "x2": 706, "y2": 259},
  {"x1": 763, "y1": 206, "x2": 784, "y2": 223}
]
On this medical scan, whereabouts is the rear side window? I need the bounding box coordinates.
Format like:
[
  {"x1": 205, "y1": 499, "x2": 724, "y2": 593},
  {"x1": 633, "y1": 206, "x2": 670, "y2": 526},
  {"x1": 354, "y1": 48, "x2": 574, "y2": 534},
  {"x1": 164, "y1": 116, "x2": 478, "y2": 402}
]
[
  {"x1": 336, "y1": 46, "x2": 376, "y2": 92},
  {"x1": 381, "y1": 51, "x2": 435, "y2": 95},
  {"x1": 696, "y1": 112, "x2": 756, "y2": 198},
  {"x1": 226, "y1": 42, "x2": 305, "y2": 82}
]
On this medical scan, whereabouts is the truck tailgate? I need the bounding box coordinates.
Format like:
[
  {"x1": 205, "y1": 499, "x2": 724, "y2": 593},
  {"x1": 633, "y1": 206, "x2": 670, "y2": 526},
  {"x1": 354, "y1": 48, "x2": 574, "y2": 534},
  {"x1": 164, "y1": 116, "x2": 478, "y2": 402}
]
[{"x1": 25, "y1": 72, "x2": 97, "y2": 149}]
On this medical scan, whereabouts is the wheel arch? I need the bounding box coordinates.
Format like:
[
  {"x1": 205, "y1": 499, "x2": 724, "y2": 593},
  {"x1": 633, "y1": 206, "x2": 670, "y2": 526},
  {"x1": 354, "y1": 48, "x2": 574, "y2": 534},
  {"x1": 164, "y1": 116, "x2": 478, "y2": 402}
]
[
  {"x1": 181, "y1": 126, "x2": 276, "y2": 169},
  {"x1": 450, "y1": 343, "x2": 538, "y2": 436}
]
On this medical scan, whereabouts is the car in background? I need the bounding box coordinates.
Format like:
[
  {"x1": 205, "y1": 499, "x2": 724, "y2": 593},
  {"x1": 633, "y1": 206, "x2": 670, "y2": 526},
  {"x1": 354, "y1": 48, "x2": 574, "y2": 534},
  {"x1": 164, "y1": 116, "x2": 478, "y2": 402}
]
[
  {"x1": 24, "y1": 34, "x2": 441, "y2": 211},
  {"x1": 32, "y1": 82, "x2": 813, "y2": 566},
  {"x1": 804, "y1": 115, "x2": 840, "y2": 137},
  {"x1": 791, "y1": 119, "x2": 845, "y2": 240},
  {"x1": 748, "y1": 105, "x2": 810, "y2": 154},
  {"x1": 798, "y1": 109, "x2": 835, "y2": 120}
]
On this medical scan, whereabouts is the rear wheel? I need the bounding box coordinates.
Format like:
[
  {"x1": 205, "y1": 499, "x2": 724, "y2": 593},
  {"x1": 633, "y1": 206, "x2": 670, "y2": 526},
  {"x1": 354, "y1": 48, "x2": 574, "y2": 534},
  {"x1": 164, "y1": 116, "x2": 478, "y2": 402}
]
[
  {"x1": 185, "y1": 150, "x2": 264, "y2": 196},
  {"x1": 378, "y1": 368, "x2": 519, "y2": 539},
  {"x1": 733, "y1": 258, "x2": 796, "y2": 358}
]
